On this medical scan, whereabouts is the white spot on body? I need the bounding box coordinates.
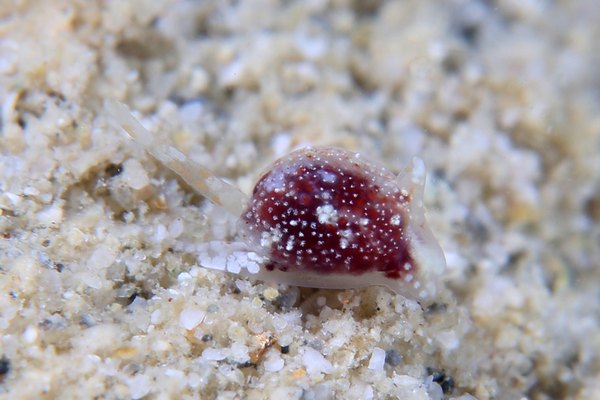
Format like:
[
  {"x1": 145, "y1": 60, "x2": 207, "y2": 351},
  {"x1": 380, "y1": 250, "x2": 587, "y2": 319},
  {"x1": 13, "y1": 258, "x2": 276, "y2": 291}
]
[
  {"x1": 317, "y1": 170, "x2": 338, "y2": 183},
  {"x1": 340, "y1": 229, "x2": 354, "y2": 239},
  {"x1": 316, "y1": 204, "x2": 338, "y2": 225},
  {"x1": 260, "y1": 228, "x2": 282, "y2": 248},
  {"x1": 286, "y1": 237, "x2": 295, "y2": 251}
]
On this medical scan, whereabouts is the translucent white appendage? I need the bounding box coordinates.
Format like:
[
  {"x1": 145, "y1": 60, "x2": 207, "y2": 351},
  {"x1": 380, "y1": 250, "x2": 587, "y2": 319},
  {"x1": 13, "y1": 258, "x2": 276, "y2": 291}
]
[
  {"x1": 105, "y1": 99, "x2": 247, "y2": 216},
  {"x1": 177, "y1": 241, "x2": 391, "y2": 294},
  {"x1": 178, "y1": 241, "x2": 266, "y2": 275},
  {"x1": 396, "y1": 157, "x2": 446, "y2": 299}
]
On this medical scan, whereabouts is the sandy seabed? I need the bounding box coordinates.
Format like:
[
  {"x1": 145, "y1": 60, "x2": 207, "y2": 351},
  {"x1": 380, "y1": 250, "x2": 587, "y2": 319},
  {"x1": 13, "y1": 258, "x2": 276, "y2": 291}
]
[{"x1": 1, "y1": 1, "x2": 599, "y2": 399}]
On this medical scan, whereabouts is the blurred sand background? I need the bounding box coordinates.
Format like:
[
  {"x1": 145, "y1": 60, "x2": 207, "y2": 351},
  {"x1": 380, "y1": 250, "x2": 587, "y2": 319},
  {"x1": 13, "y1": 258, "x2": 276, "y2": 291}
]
[{"x1": 1, "y1": 1, "x2": 599, "y2": 399}]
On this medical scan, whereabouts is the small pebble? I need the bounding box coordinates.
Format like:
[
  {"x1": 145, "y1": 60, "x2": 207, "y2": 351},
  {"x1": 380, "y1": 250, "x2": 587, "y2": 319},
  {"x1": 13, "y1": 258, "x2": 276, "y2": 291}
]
[
  {"x1": 385, "y1": 349, "x2": 402, "y2": 366},
  {"x1": 127, "y1": 374, "x2": 151, "y2": 400},
  {"x1": 302, "y1": 348, "x2": 333, "y2": 375},
  {"x1": 201, "y1": 348, "x2": 227, "y2": 361},
  {"x1": 0, "y1": 357, "x2": 10, "y2": 376},
  {"x1": 263, "y1": 287, "x2": 280, "y2": 301},
  {"x1": 121, "y1": 159, "x2": 150, "y2": 190},
  {"x1": 179, "y1": 308, "x2": 206, "y2": 330},
  {"x1": 23, "y1": 326, "x2": 38, "y2": 343},
  {"x1": 274, "y1": 290, "x2": 298, "y2": 309},
  {"x1": 367, "y1": 347, "x2": 386, "y2": 371},
  {"x1": 263, "y1": 353, "x2": 285, "y2": 372},
  {"x1": 427, "y1": 367, "x2": 455, "y2": 394},
  {"x1": 105, "y1": 163, "x2": 123, "y2": 177},
  {"x1": 441, "y1": 376, "x2": 455, "y2": 393},
  {"x1": 206, "y1": 304, "x2": 219, "y2": 313}
]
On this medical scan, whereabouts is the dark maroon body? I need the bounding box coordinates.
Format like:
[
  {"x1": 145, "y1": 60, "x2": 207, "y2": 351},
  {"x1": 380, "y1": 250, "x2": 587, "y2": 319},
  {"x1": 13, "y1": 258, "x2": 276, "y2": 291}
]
[{"x1": 241, "y1": 147, "x2": 415, "y2": 279}]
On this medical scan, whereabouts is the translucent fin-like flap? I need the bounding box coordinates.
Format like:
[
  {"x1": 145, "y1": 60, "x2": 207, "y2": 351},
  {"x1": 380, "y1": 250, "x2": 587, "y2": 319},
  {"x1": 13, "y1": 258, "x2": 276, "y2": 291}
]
[
  {"x1": 105, "y1": 99, "x2": 247, "y2": 215},
  {"x1": 396, "y1": 157, "x2": 426, "y2": 205}
]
